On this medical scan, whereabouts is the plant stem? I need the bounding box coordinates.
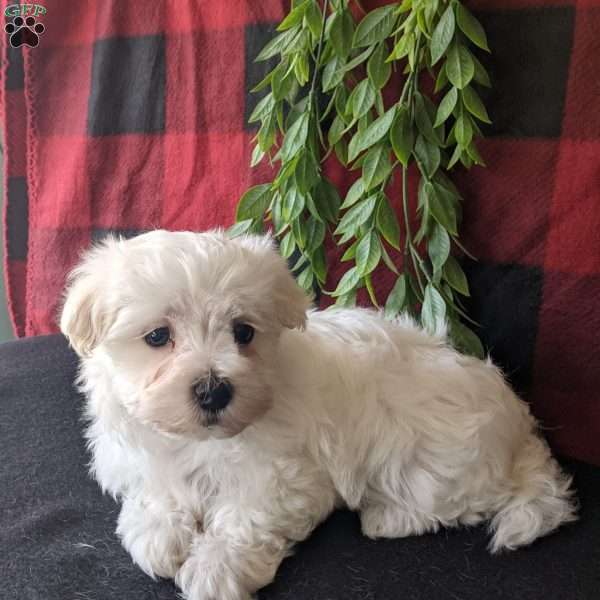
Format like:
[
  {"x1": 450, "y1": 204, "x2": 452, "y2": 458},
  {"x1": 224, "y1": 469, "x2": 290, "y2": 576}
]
[
  {"x1": 397, "y1": 39, "x2": 426, "y2": 299},
  {"x1": 308, "y1": 0, "x2": 330, "y2": 120}
]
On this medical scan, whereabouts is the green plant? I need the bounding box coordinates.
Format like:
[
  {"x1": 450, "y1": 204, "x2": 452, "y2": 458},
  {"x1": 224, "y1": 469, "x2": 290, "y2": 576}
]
[{"x1": 231, "y1": 0, "x2": 491, "y2": 358}]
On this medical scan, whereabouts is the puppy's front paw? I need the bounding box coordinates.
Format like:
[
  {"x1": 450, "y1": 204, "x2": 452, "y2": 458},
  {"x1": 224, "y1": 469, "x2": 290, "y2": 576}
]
[
  {"x1": 175, "y1": 539, "x2": 252, "y2": 600},
  {"x1": 118, "y1": 500, "x2": 196, "y2": 580}
]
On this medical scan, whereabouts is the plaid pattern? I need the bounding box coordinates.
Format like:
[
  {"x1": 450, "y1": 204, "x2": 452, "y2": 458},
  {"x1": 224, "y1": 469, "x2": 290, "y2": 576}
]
[{"x1": 2, "y1": 1, "x2": 599, "y2": 465}]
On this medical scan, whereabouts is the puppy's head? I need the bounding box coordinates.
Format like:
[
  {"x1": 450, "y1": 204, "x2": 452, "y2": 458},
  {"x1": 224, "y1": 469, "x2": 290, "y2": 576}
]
[{"x1": 60, "y1": 230, "x2": 309, "y2": 439}]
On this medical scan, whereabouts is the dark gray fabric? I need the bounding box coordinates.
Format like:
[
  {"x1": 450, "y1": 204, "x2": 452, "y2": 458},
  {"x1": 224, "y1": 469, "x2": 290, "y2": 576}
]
[
  {"x1": 88, "y1": 35, "x2": 166, "y2": 136},
  {"x1": 1, "y1": 335, "x2": 599, "y2": 600},
  {"x1": 6, "y1": 176, "x2": 28, "y2": 260}
]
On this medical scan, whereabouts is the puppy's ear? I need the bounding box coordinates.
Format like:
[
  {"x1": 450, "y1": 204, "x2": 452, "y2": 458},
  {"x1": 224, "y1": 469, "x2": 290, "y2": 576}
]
[
  {"x1": 60, "y1": 240, "x2": 118, "y2": 357},
  {"x1": 272, "y1": 261, "x2": 311, "y2": 330},
  {"x1": 236, "y1": 234, "x2": 311, "y2": 330}
]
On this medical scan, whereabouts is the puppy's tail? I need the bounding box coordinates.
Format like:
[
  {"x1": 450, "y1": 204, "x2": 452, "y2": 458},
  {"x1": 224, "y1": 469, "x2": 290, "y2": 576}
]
[{"x1": 488, "y1": 435, "x2": 577, "y2": 553}]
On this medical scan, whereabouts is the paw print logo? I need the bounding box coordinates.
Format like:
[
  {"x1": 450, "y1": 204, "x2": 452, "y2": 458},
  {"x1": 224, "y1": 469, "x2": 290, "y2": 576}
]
[{"x1": 5, "y1": 16, "x2": 45, "y2": 48}]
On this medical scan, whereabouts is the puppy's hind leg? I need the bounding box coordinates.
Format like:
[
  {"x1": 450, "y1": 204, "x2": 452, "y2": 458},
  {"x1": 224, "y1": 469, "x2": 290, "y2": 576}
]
[
  {"x1": 360, "y1": 498, "x2": 439, "y2": 539},
  {"x1": 359, "y1": 464, "x2": 442, "y2": 540}
]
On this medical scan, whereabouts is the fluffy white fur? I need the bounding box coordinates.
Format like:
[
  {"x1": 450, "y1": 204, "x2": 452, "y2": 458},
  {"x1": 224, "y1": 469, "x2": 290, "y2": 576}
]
[{"x1": 60, "y1": 230, "x2": 576, "y2": 600}]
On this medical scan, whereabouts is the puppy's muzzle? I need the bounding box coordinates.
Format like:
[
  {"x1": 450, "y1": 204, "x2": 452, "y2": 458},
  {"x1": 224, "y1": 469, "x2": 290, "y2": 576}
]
[{"x1": 192, "y1": 376, "x2": 234, "y2": 412}]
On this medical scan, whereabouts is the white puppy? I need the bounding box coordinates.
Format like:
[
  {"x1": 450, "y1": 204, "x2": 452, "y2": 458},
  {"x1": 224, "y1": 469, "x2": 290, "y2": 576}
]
[{"x1": 60, "y1": 230, "x2": 576, "y2": 600}]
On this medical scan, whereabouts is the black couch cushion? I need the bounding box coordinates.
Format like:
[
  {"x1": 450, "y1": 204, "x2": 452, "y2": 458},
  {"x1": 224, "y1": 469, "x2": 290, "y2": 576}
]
[{"x1": 1, "y1": 335, "x2": 599, "y2": 600}]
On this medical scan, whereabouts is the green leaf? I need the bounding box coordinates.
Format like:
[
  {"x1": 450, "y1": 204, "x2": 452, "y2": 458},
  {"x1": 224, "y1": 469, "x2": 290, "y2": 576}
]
[
  {"x1": 414, "y1": 135, "x2": 440, "y2": 179},
  {"x1": 335, "y1": 288, "x2": 357, "y2": 307},
  {"x1": 434, "y1": 63, "x2": 449, "y2": 93},
  {"x1": 428, "y1": 223, "x2": 450, "y2": 272},
  {"x1": 335, "y1": 195, "x2": 377, "y2": 236},
  {"x1": 443, "y1": 255, "x2": 469, "y2": 296},
  {"x1": 305, "y1": 192, "x2": 324, "y2": 223},
  {"x1": 414, "y1": 93, "x2": 442, "y2": 146},
  {"x1": 330, "y1": 10, "x2": 355, "y2": 59},
  {"x1": 314, "y1": 179, "x2": 341, "y2": 223},
  {"x1": 425, "y1": 182, "x2": 458, "y2": 235},
  {"x1": 280, "y1": 230, "x2": 296, "y2": 258},
  {"x1": 355, "y1": 231, "x2": 382, "y2": 276},
  {"x1": 446, "y1": 43, "x2": 474, "y2": 89},
  {"x1": 304, "y1": 1, "x2": 322, "y2": 38},
  {"x1": 472, "y1": 52, "x2": 491, "y2": 87},
  {"x1": 434, "y1": 87, "x2": 458, "y2": 127},
  {"x1": 430, "y1": 4, "x2": 455, "y2": 65},
  {"x1": 335, "y1": 85, "x2": 351, "y2": 122},
  {"x1": 255, "y1": 26, "x2": 301, "y2": 62},
  {"x1": 447, "y1": 143, "x2": 462, "y2": 169},
  {"x1": 277, "y1": 0, "x2": 309, "y2": 31},
  {"x1": 434, "y1": 170, "x2": 463, "y2": 201},
  {"x1": 304, "y1": 217, "x2": 326, "y2": 253},
  {"x1": 291, "y1": 249, "x2": 308, "y2": 271},
  {"x1": 282, "y1": 28, "x2": 310, "y2": 56},
  {"x1": 376, "y1": 195, "x2": 401, "y2": 249},
  {"x1": 460, "y1": 150, "x2": 473, "y2": 168},
  {"x1": 272, "y1": 62, "x2": 296, "y2": 101},
  {"x1": 227, "y1": 219, "x2": 255, "y2": 238},
  {"x1": 250, "y1": 69, "x2": 275, "y2": 94},
  {"x1": 384, "y1": 274, "x2": 406, "y2": 319},
  {"x1": 352, "y1": 4, "x2": 398, "y2": 47},
  {"x1": 310, "y1": 245, "x2": 327, "y2": 284},
  {"x1": 367, "y1": 42, "x2": 392, "y2": 89},
  {"x1": 455, "y1": 3, "x2": 490, "y2": 52},
  {"x1": 466, "y1": 140, "x2": 486, "y2": 166},
  {"x1": 250, "y1": 144, "x2": 265, "y2": 168},
  {"x1": 375, "y1": 90, "x2": 385, "y2": 116},
  {"x1": 341, "y1": 178, "x2": 365, "y2": 209},
  {"x1": 350, "y1": 79, "x2": 377, "y2": 120},
  {"x1": 341, "y1": 239, "x2": 359, "y2": 261},
  {"x1": 290, "y1": 217, "x2": 305, "y2": 249},
  {"x1": 294, "y1": 53, "x2": 310, "y2": 85},
  {"x1": 271, "y1": 192, "x2": 286, "y2": 234},
  {"x1": 236, "y1": 184, "x2": 272, "y2": 220},
  {"x1": 461, "y1": 85, "x2": 491, "y2": 124},
  {"x1": 450, "y1": 319, "x2": 484, "y2": 358},
  {"x1": 421, "y1": 284, "x2": 447, "y2": 335},
  {"x1": 322, "y1": 55, "x2": 346, "y2": 91},
  {"x1": 454, "y1": 113, "x2": 473, "y2": 147},
  {"x1": 273, "y1": 154, "x2": 299, "y2": 188},
  {"x1": 380, "y1": 243, "x2": 399, "y2": 274},
  {"x1": 388, "y1": 31, "x2": 414, "y2": 61},
  {"x1": 365, "y1": 272, "x2": 379, "y2": 307},
  {"x1": 286, "y1": 96, "x2": 308, "y2": 127},
  {"x1": 343, "y1": 45, "x2": 374, "y2": 71},
  {"x1": 248, "y1": 92, "x2": 275, "y2": 124},
  {"x1": 390, "y1": 106, "x2": 414, "y2": 167},
  {"x1": 362, "y1": 144, "x2": 392, "y2": 191},
  {"x1": 257, "y1": 110, "x2": 276, "y2": 152},
  {"x1": 295, "y1": 151, "x2": 319, "y2": 193},
  {"x1": 331, "y1": 267, "x2": 360, "y2": 296},
  {"x1": 348, "y1": 105, "x2": 397, "y2": 161},
  {"x1": 280, "y1": 112, "x2": 309, "y2": 161},
  {"x1": 297, "y1": 265, "x2": 314, "y2": 291},
  {"x1": 282, "y1": 187, "x2": 306, "y2": 221},
  {"x1": 328, "y1": 115, "x2": 346, "y2": 147}
]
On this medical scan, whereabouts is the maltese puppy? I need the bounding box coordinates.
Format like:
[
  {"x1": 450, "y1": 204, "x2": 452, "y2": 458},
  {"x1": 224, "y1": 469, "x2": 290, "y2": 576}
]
[{"x1": 60, "y1": 230, "x2": 576, "y2": 600}]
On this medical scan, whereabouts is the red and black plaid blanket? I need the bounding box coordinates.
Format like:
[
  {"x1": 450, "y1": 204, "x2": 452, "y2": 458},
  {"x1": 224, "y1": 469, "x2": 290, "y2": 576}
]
[{"x1": 2, "y1": 0, "x2": 599, "y2": 465}]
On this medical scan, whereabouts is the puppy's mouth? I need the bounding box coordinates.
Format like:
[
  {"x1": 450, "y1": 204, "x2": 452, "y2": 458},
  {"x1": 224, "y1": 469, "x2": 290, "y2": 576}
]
[{"x1": 203, "y1": 408, "x2": 224, "y2": 428}]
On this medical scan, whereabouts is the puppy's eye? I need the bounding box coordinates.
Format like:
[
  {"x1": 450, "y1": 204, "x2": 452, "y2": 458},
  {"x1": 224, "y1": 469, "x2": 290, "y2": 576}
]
[
  {"x1": 144, "y1": 326, "x2": 171, "y2": 348},
  {"x1": 233, "y1": 323, "x2": 254, "y2": 346}
]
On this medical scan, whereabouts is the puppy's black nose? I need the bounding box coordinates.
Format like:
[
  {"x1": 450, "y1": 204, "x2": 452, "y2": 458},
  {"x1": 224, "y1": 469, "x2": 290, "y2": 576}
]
[{"x1": 192, "y1": 377, "x2": 233, "y2": 412}]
